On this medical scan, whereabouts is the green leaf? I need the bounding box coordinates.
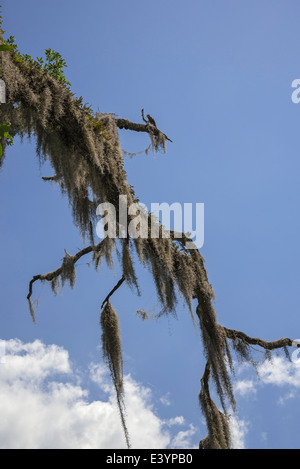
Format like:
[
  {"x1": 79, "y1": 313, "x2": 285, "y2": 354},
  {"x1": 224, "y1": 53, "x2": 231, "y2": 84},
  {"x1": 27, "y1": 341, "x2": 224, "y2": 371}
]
[
  {"x1": 0, "y1": 122, "x2": 11, "y2": 138},
  {"x1": 0, "y1": 44, "x2": 13, "y2": 52},
  {"x1": 0, "y1": 123, "x2": 13, "y2": 149},
  {"x1": 0, "y1": 143, "x2": 2, "y2": 158},
  {"x1": 3, "y1": 132, "x2": 13, "y2": 145}
]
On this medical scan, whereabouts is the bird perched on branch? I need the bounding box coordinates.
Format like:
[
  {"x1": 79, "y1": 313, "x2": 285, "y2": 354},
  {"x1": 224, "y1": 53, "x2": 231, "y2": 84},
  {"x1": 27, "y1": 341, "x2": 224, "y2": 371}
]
[
  {"x1": 141, "y1": 109, "x2": 157, "y2": 127},
  {"x1": 140, "y1": 108, "x2": 173, "y2": 144},
  {"x1": 146, "y1": 114, "x2": 157, "y2": 127}
]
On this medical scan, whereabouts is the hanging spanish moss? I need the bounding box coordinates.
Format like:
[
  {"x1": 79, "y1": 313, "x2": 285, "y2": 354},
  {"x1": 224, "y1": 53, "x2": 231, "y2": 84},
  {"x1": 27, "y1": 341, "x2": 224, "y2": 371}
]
[
  {"x1": 199, "y1": 363, "x2": 231, "y2": 449},
  {"x1": 196, "y1": 301, "x2": 235, "y2": 413},
  {"x1": 0, "y1": 18, "x2": 295, "y2": 449},
  {"x1": 60, "y1": 251, "x2": 76, "y2": 289},
  {"x1": 0, "y1": 49, "x2": 134, "y2": 238},
  {"x1": 120, "y1": 238, "x2": 140, "y2": 294},
  {"x1": 100, "y1": 301, "x2": 130, "y2": 449}
]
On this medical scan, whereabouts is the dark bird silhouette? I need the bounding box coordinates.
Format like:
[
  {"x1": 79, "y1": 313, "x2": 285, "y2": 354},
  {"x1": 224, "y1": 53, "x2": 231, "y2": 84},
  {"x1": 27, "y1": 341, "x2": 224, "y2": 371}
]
[{"x1": 146, "y1": 114, "x2": 157, "y2": 127}]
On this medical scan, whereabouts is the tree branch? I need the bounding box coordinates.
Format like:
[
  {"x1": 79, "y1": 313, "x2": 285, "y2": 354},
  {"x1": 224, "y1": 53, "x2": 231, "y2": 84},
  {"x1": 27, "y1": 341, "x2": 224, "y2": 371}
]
[
  {"x1": 199, "y1": 360, "x2": 231, "y2": 449},
  {"x1": 115, "y1": 109, "x2": 173, "y2": 143},
  {"x1": 41, "y1": 175, "x2": 60, "y2": 182},
  {"x1": 223, "y1": 327, "x2": 292, "y2": 350},
  {"x1": 198, "y1": 327, "x2": 294, "y2": 449},
  {"x1": 27, "y1": 240, "x2": 104, "y2": 301},
  {"x1": 27, "y1": 269, "x2": 62, "y2": 301},
  {"x1": 101, "y1": 276, "x2": 126, "y2": 309}
]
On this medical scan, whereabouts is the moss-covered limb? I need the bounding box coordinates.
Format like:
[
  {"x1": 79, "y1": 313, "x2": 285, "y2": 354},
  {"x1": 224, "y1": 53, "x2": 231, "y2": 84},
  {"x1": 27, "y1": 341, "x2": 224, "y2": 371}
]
[
  {"x1": 1, "y1": 36, "x2": 172, "y2": 148},
  {"x1": 116, "y1": 116, "x2": 172, "y2": 143},
  {"x1": 198, "y1": 328, "x2": 293, "y2": 448},
  {"x1": 1, "y1": 45, "x2": 171, "y2": 154},
  {"x1": 27, "y1": 240, "x2": 105, "y2": 301},
  {"x1": 199, "y1": 361, "x2": 231, "y2": 450},
  {"x1": 27, "y1": 268, "x2": 62, "y2": 301},
  {"x1": 223, "y1": 327, "x2": 292, "y2": 350},
  {"x1": 1, "y1": 15, "x2": 296, "y2": 450},
  {"x1": 196, "y1": 301, "x2": 235, "y2": 415},
  {"x1": 2, "y1": 35, "x2": 71, "y2": 86}
]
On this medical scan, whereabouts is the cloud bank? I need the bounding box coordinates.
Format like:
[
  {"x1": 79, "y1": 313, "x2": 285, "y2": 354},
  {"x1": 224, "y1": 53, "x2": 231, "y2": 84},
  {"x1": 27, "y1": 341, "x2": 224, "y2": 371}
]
[
  {"x1": 1, "y1": 338, "x2": 284, "y2": 449},
  {"x1": 0, "y1": 338, "x2": 198, "y2": 449}
]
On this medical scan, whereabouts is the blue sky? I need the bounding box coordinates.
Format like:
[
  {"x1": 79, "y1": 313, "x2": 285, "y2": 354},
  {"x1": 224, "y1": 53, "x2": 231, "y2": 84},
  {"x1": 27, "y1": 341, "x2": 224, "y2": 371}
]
[{"x1": 1, "y1": 0, "x2": 300, "y2": 449}]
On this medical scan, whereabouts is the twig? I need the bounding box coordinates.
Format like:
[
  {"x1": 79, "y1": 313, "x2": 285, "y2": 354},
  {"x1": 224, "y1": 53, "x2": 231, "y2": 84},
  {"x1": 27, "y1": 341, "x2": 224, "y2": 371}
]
[
  {"x1": 101, "y1": 275, "x2": 126, "y2": 309},
  {"x1": 41, "y1": 175, "x2": 59, "y2": 182}
]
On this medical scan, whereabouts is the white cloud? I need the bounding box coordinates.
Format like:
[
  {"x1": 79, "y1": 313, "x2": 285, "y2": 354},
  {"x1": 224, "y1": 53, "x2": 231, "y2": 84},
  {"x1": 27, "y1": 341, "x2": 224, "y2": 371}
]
[
  {"x1": 0, "y1": 338, "x2": 197, "y2": 449},
  {"x1": 278, "y1": 391, "x2": 296, "y2": 405},
  {"x1": 261, "y1": 432, "x2": 268, "y2": 441},
  {"x1": 229, "y1": 415, "x2": 249, "y2": 449},
  {"x1": 159, "y1": 392, "x2": 171, "y2": 407},
  {"x1": 165, "y1": 416, "x2": 185, "y2": 426},
  {"x1": 234, "y1": 379, "x2": 257, "y2": 397},
  {"x1": 257, "y1": 356, "x2": 300, "y2": 388},
  {"x1": 232, "y1": 355, "x2": 300, "y2": 394},
  {"x1": 170, "y1": 424, "x2": 198, "y2": 449},
  {"x1": 0, "y1": 338, "x2": 71, "y2": 381}
]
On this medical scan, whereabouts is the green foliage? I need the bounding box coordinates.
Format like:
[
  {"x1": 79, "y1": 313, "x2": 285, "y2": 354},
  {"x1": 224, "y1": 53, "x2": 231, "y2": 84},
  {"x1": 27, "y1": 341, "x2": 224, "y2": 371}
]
[
  {"x1": 5, "y1": 36, "x2": 71, "y2": 87},
  {"x1": 38, "y1": 48, "x2": 71, "y2": 86},
  {"x1": 0, "y1": 44, "x2": 13, "y2": 52},
  {"x1": 0, "y1": 121, "x2": 13, "y2": 157}
]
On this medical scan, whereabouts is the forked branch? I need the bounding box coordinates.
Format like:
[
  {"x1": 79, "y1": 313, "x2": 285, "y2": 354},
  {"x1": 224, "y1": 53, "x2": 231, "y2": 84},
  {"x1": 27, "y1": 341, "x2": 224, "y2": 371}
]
[{"x1": 27, "y1": 240, "x2": 105, "y2": 301}]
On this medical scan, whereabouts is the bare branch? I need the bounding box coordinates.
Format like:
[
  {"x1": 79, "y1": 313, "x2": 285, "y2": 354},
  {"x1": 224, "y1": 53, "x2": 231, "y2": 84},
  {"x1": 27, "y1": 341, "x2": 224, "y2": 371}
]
[
  {"x1": 223, "y1": 327, "x2": 292, "y2": 350},
  {"x1": 41, "y1": 175, "x2": 60, "y2": 182},
  {"x1": 141, "y1": 108, "x2": 148, "y2": 124},
  {"x1": 101, "y1": 276, "x2": 126, "y2": 309}
]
